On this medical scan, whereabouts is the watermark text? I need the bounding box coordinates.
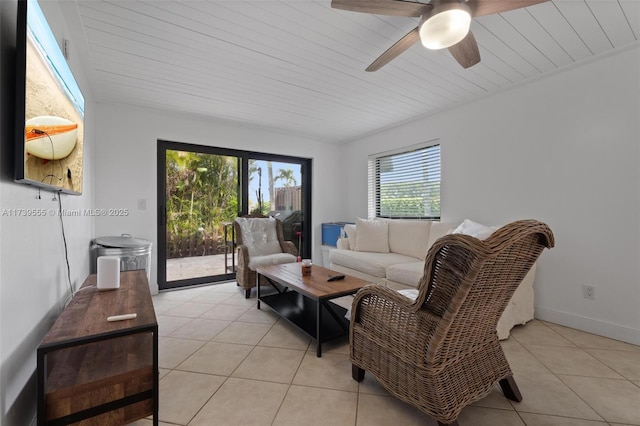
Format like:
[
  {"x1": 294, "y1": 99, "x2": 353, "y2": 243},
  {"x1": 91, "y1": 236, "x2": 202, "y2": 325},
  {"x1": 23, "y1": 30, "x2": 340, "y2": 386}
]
[{"x1": 1, "y1": 208, "x2": 130, "y2": 217}]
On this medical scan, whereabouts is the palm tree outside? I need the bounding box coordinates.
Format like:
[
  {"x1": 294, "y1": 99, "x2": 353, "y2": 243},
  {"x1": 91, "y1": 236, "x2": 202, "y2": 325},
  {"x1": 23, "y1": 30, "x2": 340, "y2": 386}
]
[{"x1": 274, "y1": 168, "x2": 297, "y2": 187}]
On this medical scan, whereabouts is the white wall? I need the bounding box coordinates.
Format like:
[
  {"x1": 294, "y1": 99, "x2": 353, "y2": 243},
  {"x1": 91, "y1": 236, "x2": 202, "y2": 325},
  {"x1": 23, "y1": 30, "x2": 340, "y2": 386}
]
[
  {"x1": 0, "y1": 1, "x2": 95, "y2": 424},
  {"x1": 93, "y1": 104, "x2": 344, "y2": 293},
  {"x1": 341, "y1": 45, "x2": 640, "y2": 345}
]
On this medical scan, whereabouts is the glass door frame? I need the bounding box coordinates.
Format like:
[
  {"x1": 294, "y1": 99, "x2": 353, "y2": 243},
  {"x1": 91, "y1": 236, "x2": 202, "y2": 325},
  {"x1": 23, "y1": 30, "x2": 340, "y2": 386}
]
[{"x1": 157, "y1": 140, "x2": 312, "y2": 291}]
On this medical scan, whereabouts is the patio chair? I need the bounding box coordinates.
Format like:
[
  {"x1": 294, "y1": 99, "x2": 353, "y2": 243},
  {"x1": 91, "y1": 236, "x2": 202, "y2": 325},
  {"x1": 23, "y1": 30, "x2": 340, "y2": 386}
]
[
  {"x1": 349, "y1": 220, "x2": 554, "y2": 426},
  {"x1": 234, "y1": 216, "x2": 298, "y2": 298}
]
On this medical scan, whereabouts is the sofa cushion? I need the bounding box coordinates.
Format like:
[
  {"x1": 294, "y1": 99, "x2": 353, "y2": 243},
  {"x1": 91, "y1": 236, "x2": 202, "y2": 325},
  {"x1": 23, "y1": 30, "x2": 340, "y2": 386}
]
[
  {"x1": 386, "y1": 261, "x2": 425, "y2": 287},
  {"x1": 330, "y1": 249, "x2": 416, "y2": 278},
  {"x1": 386, "y1": 219, "x2": 431, "y2": 259},
  {"x1": 236, "y1": 217, "x2": 282, "y2": 256},
  {"x1": 355, "y1": 218, "x2": 389, "y2": 253},
  {"x1": 426, "y1": 222, "x2": 454, "y2": 253},
  {"x1": 248, "y1": 253, "x2": 297, "y2": 270},
  {"x1": 452, "y1": 219, "x2": 497, "y2": 240}
]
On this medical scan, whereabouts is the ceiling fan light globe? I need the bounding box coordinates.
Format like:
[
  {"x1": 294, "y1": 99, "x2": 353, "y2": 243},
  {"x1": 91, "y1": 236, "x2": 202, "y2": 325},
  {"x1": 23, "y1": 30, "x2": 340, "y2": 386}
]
[{"x1": 419, "y1": 7, "x2": 471, "y2": 50}]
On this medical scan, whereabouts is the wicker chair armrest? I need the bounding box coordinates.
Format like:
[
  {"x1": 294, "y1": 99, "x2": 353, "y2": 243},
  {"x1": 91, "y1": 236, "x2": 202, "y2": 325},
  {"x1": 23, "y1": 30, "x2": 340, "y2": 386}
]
[
  {"x1": 236, "y1": 245, "x2": 251, "y2": 276},
  {"x1": 352, "y1": 284, "x2": 418, "y2": 313},
  {"x1": 350, "y1": 284, "x2": 440, "y2": 365},
  {"x1": 234, "y1": 245, "x2": 252, "y2": 289},
  {"x1": 236, "y1": 245, "x2": 249, "y2": 267},
  {"x1": 281, "y1": 241, "x2": 298, "y2": 257}
]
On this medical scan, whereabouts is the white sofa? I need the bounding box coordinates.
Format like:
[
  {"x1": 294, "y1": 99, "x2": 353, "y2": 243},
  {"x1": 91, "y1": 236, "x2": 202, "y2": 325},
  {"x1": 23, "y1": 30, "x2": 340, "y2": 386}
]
[{"x1": 329, "y1": 218, "x2": 536, "y2": 339}]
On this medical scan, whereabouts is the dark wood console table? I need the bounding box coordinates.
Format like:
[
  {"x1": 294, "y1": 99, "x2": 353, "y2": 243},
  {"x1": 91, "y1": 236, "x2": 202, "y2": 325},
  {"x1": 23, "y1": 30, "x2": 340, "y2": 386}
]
[{"x1": 37, "y1": 270, "x2": 158, "y2": 425}]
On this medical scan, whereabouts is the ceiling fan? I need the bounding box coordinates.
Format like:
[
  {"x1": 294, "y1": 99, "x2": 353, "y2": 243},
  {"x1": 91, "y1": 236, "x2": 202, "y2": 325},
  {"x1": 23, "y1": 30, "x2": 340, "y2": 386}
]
[{"x1": 331, "y1": 0, "x2": 550, "y2": 71}]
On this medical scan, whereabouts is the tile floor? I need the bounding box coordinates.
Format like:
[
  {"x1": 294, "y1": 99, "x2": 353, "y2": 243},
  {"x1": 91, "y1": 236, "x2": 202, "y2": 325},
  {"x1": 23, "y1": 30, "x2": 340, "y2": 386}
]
[{"x1": 132, "y1": 282, "x2": 640, "y2": 426}]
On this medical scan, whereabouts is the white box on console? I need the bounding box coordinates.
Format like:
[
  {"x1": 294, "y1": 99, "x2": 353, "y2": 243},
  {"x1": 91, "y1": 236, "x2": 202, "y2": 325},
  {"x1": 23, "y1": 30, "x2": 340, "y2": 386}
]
[{"x1": 97, "y1": 256, "x2": 120, "y2": 290}]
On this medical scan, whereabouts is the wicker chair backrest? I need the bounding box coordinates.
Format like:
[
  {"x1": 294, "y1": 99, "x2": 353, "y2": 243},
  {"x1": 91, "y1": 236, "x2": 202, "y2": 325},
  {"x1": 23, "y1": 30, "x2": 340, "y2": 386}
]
[
  {"x1": 234, "y1": 215, "x2": 287, "y2": 252},
  {"x1": 415, "y1": 220, "x2": 554, "y2": 365}
]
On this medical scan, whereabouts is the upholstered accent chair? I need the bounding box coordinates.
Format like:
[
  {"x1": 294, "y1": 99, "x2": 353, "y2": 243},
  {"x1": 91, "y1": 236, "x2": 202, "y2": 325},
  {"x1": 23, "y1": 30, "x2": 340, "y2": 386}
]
[
  {"x1": 349, "y1": 220, "x2": 554, "y2": 426},
  {"x1": 234, "y1": 216, "x2": 298, "y2": 298}
]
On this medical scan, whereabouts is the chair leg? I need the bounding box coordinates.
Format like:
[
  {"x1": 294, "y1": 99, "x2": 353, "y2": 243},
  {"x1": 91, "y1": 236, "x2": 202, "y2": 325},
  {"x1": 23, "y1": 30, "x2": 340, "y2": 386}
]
[
  {"x1": 499, "y1": 376, "x2": 522, "y2": 402},
  {"x1": 352, "y1": 365, "x2": 365, "y2": 382},
  {"x1": 244, "y1": 288, "x2": 251, "y2": 299}
]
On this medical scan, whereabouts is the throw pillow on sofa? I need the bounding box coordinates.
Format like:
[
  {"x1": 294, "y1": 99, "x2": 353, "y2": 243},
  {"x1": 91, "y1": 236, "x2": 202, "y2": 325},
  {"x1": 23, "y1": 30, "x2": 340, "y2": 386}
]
[
  {"x1": 384, "y1": 219, "x2": 431, "y2": 259},
  {"x1": 354, "y1": 218, "x2": 390, "y2": 253},
  {"x1": 343, "y1": 224, "x2": 357, "y2": 250},
  {"x1": 452, "y1": 219, "x2": 498, "y2": 240}
]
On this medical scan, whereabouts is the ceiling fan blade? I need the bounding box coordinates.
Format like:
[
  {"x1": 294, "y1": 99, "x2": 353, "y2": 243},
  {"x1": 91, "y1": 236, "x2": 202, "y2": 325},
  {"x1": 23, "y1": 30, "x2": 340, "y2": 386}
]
[
  {"x1": 331, "y1": 0, "x2": 431, "y2": 17},
  {"x1": 468, "y1": 0, "x2": 550, "y2": 17},
  {"x1": 366, "y1": 27, "x2": 420, "y2": 72},
  {"x1": 448, "y1": 30, "x2": 480, "y2": 68}
]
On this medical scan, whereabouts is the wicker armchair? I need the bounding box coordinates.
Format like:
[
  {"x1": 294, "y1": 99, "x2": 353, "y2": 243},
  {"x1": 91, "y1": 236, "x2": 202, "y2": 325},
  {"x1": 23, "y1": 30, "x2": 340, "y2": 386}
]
[
  {"x1": 350, "y1": 220, "x2": 554, "y2": 426},
  {"x1": 234, "y1": 216, "x2": 298, "y2": 298}
]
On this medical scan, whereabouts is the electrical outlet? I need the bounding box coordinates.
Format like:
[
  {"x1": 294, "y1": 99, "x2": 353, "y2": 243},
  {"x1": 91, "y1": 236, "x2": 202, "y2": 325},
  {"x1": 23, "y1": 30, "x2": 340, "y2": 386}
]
[
  {"x1": 583, "y1": 285, "x2": 595, "y2": 300},
  {"x1": 137, "y1": 199, "x2": 147, "y2": 211}
]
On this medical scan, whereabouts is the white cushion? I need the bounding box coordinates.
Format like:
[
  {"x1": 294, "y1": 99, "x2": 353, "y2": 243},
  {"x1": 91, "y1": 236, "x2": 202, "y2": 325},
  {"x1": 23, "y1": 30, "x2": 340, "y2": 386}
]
[
  {"x1": 452, "y1": 219, "x2": 497, "y2": 240},
  {"x1": 386, "y1": 261, "x2": 425, "y2": 287},
  {"x1": 330, "y1": 249, "x2": 416, "y2": 278},
  {"x1": 248, "y1": 253, "x2": 297, "y2": 270},
  {"x1": 343, "y1": 224, "x2": 357, "y2": 251},
  {"x1": 386, "y1": 219, "x2": 431, "y2": 259},
  {"x1": 398, "y1": 288, "x2": 419, "y2": 300},
  {"x1": 354, "y1": 218, "x2": 389, "y2": 253},
  {"x1": 236, "y1": 217, "x2": 282, "y2": 256},
  {"x1": 426, "y1": 222, "x2": 454, "y2": 252}
]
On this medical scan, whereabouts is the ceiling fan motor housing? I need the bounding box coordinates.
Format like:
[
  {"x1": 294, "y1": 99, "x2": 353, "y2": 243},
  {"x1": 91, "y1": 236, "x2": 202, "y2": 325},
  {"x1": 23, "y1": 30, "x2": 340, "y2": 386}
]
[{"x1": 419, "y1": 1, "x2": 472, "y2": 49}]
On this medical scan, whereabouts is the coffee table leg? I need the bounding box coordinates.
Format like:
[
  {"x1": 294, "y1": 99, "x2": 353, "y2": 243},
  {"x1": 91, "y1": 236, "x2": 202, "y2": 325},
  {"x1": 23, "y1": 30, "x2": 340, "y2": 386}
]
[{"x1": 316, "y1": 300, "x2": 322, "y2": 357}]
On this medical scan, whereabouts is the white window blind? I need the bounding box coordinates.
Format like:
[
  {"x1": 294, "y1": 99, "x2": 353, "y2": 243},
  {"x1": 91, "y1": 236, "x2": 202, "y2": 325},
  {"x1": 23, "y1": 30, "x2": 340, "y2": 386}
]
[{"x1": 368, "y1": 144, "x2": 441, "y2": 219}]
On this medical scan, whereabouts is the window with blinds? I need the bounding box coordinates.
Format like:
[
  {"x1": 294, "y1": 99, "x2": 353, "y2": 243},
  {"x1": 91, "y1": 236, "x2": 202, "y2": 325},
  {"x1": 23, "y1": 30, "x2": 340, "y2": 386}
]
[{"x1": 368, "y1": 143, "x2": 441, "y2": 219}]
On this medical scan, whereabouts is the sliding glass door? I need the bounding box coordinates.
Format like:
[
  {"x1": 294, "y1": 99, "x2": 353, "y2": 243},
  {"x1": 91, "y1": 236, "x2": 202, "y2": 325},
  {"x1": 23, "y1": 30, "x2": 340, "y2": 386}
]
[
  {"x1": 158, "y1": 141, "x2": 311, "y2": 290},
  {"x1": 158, "y1": 142, "x2": 240, "y2": 289},
  {"x1": 247, "y1": 159, "x2": 307, "y2": 257}
]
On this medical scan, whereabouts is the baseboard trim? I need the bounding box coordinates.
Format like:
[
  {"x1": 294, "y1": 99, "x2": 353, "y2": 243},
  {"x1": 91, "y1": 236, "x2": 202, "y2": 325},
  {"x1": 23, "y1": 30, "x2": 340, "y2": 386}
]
[{"x1": 535, "y1": 307, "x2": 640, "y2": 345}]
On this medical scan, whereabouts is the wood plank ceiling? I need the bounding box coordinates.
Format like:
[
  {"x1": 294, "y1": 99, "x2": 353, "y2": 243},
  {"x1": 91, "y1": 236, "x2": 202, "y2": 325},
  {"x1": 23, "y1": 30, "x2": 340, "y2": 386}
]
[{"x1": 63, "y1": 0, "x2": 639, "y2": 143}]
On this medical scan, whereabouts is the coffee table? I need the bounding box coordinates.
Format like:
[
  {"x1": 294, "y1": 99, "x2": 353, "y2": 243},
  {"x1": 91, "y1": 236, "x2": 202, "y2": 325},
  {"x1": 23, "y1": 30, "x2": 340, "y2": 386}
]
[{"x1": 256, "y1": 263, "x2": 369, "y2": 357}]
